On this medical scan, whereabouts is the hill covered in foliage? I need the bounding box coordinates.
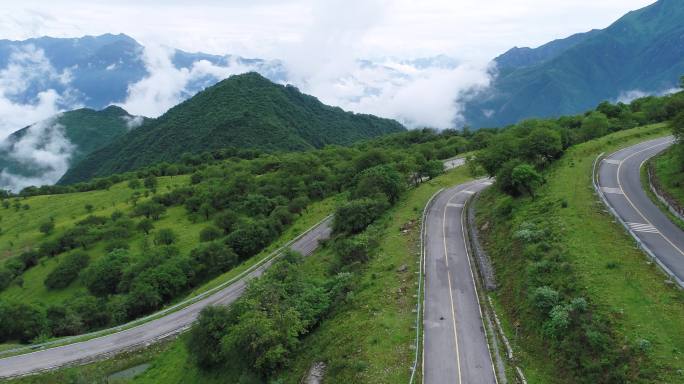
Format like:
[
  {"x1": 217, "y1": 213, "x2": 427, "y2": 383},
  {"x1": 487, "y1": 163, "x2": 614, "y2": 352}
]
[
  {"x1": 0, "y1": 106, "x2": 139, "y2": 191},
  {"x1": 464, "y1": 0, "x2": 684, "y2": 127},
  {"x1": 60, "y1": 72, "x2": 405, "y2": 184}
]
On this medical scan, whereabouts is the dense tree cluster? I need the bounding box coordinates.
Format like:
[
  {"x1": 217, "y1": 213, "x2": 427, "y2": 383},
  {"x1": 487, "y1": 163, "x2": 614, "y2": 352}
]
[
  {"x1": 478, "y1": 88, "x2": 684, "y2": 197},
  {"x1": 188, "y1": 251, "x2": 352, "y2": 379},
  {"x1": 0, "y1": 126, "x2": 465, "y2": 344}
]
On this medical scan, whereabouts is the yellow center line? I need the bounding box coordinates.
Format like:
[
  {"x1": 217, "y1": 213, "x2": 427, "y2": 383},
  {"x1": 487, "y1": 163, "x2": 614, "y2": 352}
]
[
  {"x1": 613, "y1": 139, "x2": 684, "y2": 257},
  {"x1": 443, "y1": 188, "x2": 463, "y2": 384}
]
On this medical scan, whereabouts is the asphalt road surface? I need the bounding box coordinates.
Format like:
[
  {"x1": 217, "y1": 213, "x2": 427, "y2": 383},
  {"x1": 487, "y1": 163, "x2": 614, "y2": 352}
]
[
  {"x1": 597, "y1": 136, "x2": 684, "y2": 287},
  {"x1": 423, "y1": 179, "x2": 497, "y2": 384},
  {"x1": 0, "y1": 218, "x2": 332, "y2": 379},
  {"x1": 0, "y1": 157, "x2": 468, "y2": 378}
]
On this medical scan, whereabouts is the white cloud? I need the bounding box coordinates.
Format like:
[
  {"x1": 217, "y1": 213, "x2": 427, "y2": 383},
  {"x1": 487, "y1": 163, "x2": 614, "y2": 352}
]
[
  {"x1": 0, "y1": 45, "x2": 75, "y2": 139},
  {"x1": 122, "y1": 115, "x2": 144, "y2": 129},
  {"x1": 118, "y1": 45, "x2": 261, "y2": 117},
  {"x1": 0, "y1": 115, "x2": 75, "y2": 191},
  {"x1": 615, "y1": 87, "x2": 681, "y2": 104}
]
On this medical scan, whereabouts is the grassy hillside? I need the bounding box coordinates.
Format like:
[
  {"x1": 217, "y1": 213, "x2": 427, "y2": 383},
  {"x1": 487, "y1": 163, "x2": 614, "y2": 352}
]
[
  {"x1": 0, "y1": 178, "x2": 201, "y2": 306},
  {"x1": 650, "y1": 146, "x2": 684, "y2": 208},
  {"x1": 477, "y1": 124, "x2": 684, "y2": 383},
  {"x1": 10, "y1": 165, "x2": 474, "y2": 384},
  {"x1": 60, "y1": 72, "x2": 405, "y2": 184},
  {"x1": 465, "y1": 0, "x2": 684, "y2": 127}
]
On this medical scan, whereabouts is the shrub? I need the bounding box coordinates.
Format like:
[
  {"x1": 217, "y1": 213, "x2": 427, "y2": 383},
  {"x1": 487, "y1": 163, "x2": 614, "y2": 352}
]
[
  {"x1": 0, "y1": 269, "x2": 12, "y2": 291},
  {"x1": 39, "y1": 220, "x2": 55, "y2": 235},
  {"x1": 199, "y1": 226, "x2": 222, "y2": 242},
  {"x1": 137, "y1": 218, "x2": 154, "y2": 234},
  {"x1": 44, "y1": 252, "x2": 90, "y2": 290},
  {"x1": 83, "y1": 250, "x2": 129, "y2": 296},
  {"x1": 334, "y1": 234, "x2": 377, "y2": 265},
  {"x1": 190, "y1": 242, "x2": 238, "y2": 282},
  {"x1": 154, "y1": 229, "x2": 177, "y2": 246},
  {"x1": 214, "y1": 210, "x2": 239, "y2": 234},
  {"x1": 0, "y1": 301, "x2": 47, "y2": 343},
  {"x1": 332, "y1": 198, "x2": 389, "y2": 234},
  {"x1": 530, "y1": 286, "x2": 560, "y2": 312},
  {"x1": 225, "y1": 220, "x2": 275, "y2": 259},
  {"x1": 187, "y1": 306, "x2": 232, "y2": 368}
]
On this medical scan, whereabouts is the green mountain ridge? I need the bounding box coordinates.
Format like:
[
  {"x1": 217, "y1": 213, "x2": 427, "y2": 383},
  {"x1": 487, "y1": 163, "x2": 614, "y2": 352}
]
[
  {"x1": 0, "y1": 106, "x2": 138, "y2": 189},
  {"x1": 59, "y1": 72, "x2": 406, "y2": 184},
  {"x1": 465, "y1": 0, "x2": 684, "y2": 128}
]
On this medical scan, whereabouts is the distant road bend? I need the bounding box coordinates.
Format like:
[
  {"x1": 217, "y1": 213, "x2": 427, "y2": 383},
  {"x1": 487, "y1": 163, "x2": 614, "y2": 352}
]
[
  {"x1": 423, "y1": 179, "x2": 497, "y2": 384},
  {"x1": 0, "y1": 158, "x2": 468, "y2": 378},
  {"x1": 0, "y1": 219, "x2": 332, "y2": 378},
  {"x1": 597, "y1": 136, "x2": 684, "y2": 287}
]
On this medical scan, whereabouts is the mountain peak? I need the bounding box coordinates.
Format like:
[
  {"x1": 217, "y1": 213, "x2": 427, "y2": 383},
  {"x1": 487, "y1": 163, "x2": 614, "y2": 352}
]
[{"x1": 60, "y1": 73, "x2": 404, "y2": 184}]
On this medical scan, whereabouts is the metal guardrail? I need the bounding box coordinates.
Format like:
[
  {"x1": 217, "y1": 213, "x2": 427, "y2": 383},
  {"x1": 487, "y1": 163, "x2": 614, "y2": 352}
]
[
  {"x1": 592, "y1": 152, "x2": 683, "y2": 288},
  {"x1": 0, "y1": 215, "x2": 333, "y2": 358},
  {"x1": 409, "y1": 187, "x2": 443, "y2": 384}
]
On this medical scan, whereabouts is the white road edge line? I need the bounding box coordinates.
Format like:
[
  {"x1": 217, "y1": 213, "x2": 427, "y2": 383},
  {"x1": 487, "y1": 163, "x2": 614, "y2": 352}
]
[
  {"x1": 443, "y1": 190, "x2": 463, "y2": 383},
  {"x1": 461, "y1": 190, "x2": 499, "y2": 384},
  {"x1": 615, "y1": 140, "x2": 684, "y2": 257}
]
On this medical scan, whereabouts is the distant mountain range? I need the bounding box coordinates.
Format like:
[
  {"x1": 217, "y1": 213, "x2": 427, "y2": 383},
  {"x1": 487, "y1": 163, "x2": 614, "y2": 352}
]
[
  {"x1": 59, "y1": 73, "x2": 405, "y2": 184},
  {"x1": 463, "y1": 0, "x2": 684, "y2": 127},
  {"x1": 1, "y1": 0, "x2": 683, "y2": 190},
  {"x1": 0, "y1": 33, "x2": 286, "y2": 111}
]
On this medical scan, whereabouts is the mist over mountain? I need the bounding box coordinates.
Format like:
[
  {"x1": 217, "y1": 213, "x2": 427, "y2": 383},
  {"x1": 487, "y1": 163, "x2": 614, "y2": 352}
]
[
  {"x1": 60, "y1": 72, "x2": 405, "y2": 184},
  {"x1": 463, "y1": 0, "x2": 684, "y2": 128},
  {"x1": 0, "y1": 106, "x2": 141, "y2": 191}
]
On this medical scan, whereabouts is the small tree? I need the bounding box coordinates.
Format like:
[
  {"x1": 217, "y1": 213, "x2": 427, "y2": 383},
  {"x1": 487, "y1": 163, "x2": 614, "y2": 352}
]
[
  {"x1": 137, "y1": 218, "x2": 154, "y2": 235},
  {"x1": 199, "y1": 226, "x2": 222, "y2": 242},
  {"x1": 154, "y1": 228, "x2": 177, "y2": 246},
  {"x1": 214, "y1": 210, "x2": 238, "y2": 234},
  {"x1": 511, "y1": 164, "x2": 543, "y2": 198},
  {"x1": 128, "y1": 179, "x2": 141, "y2": 189},
  {"x1": 39, "y1": 220, "x2": 55, "y2": 235},
  {"x1": 84, "y1": 204, "x2": 94, "y2": 213},
  {"x1": 143, "y1": 176, "x2": 157, "y2": 191},
  {"x1": 44, "y1": 252, "x2": 90, "y2": 290}
]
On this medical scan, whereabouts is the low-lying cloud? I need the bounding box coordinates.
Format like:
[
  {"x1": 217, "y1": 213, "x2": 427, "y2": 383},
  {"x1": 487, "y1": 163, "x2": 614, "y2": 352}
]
[
  {"x1": 116, "y1": 0, "x2": 492, "y2": 129},
  {"x1": 117, "y1": 45, "x2": 261, "y2": 117},
  {"x1": 615, "y1": 87, "x2": 681, "y2": 104},
  {"x1": 0, "y1": 45, "x2": 75, "y2": 139},
  {"x1": 0, "y1": 115, "x2": 75, "y2": 192}
]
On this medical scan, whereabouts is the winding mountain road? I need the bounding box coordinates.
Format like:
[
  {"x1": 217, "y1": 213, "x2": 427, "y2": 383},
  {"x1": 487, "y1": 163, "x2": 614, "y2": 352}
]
[
  {"x1": 0, "y1": 219, "x2": 332, "y2": 379},
  {"x1": 0, "y1": 158, "x2": 471, "y2": 379},
  {"x1": 597, "y1": 136, "x2": 684, "y2": 287},
  {"x1": 423, "y1": 179, "x2": 497, "y2": 384}
]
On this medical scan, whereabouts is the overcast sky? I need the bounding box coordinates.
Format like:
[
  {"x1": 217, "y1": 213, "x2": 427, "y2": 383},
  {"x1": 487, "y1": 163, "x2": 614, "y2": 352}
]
[{"x1": 1, "y1": 0, "x2": 656, "y2": 62}]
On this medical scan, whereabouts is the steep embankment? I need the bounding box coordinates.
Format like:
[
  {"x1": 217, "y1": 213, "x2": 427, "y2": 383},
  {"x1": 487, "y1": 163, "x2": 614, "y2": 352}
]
[{"x1": 477, "y1": 124, "x2": 684, "y2": 383}]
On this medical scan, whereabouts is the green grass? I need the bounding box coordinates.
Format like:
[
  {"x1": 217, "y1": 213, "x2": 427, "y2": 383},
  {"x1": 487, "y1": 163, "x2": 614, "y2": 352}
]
[
  {"x1": 131, "y1": 166, "x2": 474, "y2": 384},
  {"x1": 0, "y1": 175, "x2": 189, "y2": 262},
  {"x1": 9, "y1": 166, "x2": 474, "y2": 384},
  {"x1": 3, "y1": 193, "x2": 343, "y2": 382},
  {"x1": 650, "y1": 146, "x2": 684, "y2": 210},
  {"x1": 0, "y1": 194, "x2": 339, "y2": 357},
  {"x1": 274, "y1": 167, "x2": 473, "y2": 383},
  {"x1": 479, "y1": 123, "x2": 684, "y2": 383},
  {"x1": 0, "y1": 176, "x2": 197, "y2": 305}
]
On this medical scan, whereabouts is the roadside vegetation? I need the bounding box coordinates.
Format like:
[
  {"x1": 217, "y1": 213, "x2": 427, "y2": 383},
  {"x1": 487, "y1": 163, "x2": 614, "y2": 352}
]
[
  {"x1": 649, "y1": 100, "x2": 684, "y2": 209},
  {"x1": 476, "y1": 117, "x2": 684, "y2": 383},
  {"x1": 0, "y1": 128, "x2": 473, "y2": 347},
  {"x1": 3, "y1": 76, "x2": 683, "y2": 383}
]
